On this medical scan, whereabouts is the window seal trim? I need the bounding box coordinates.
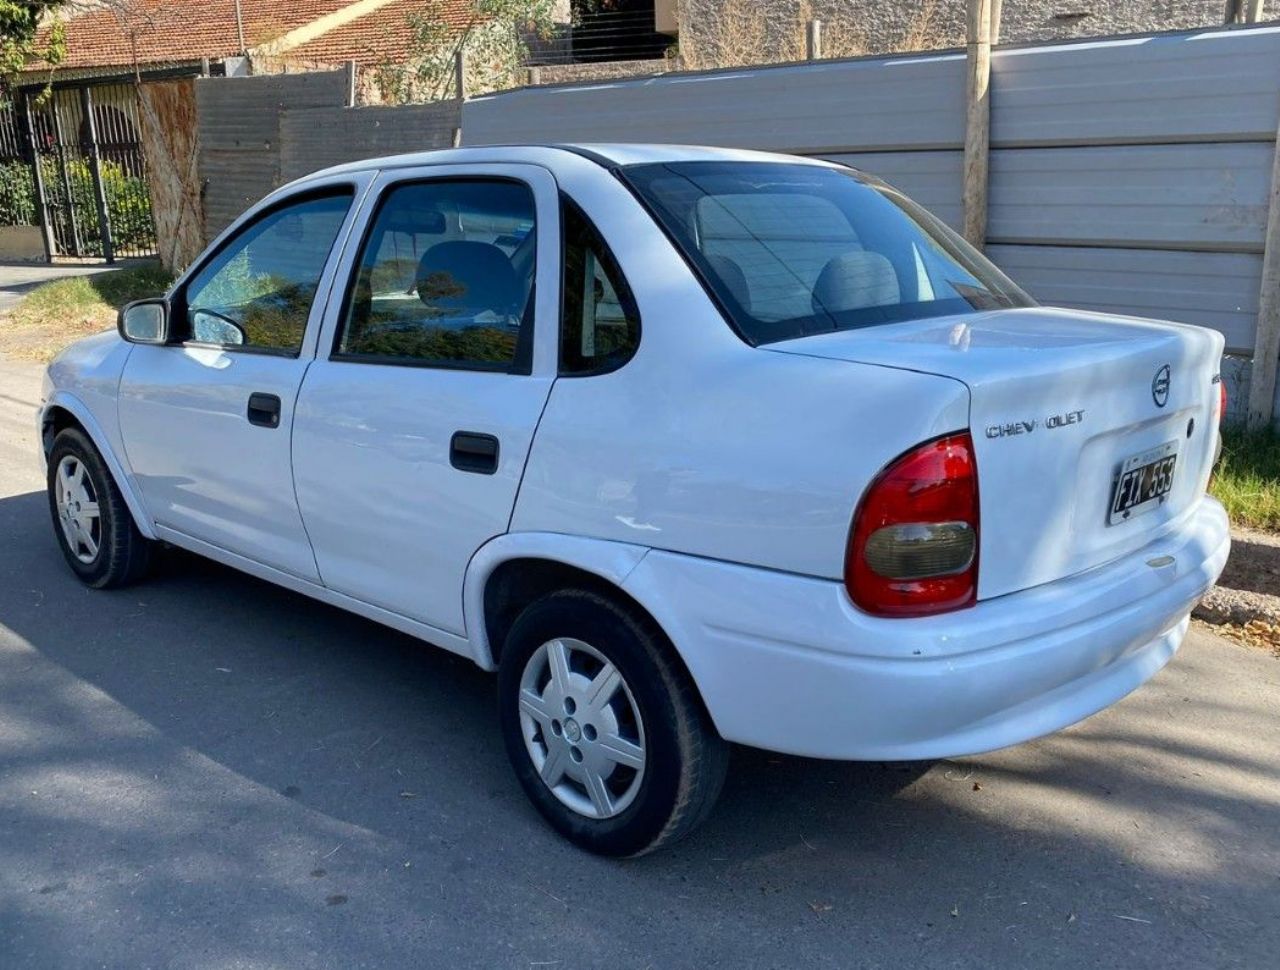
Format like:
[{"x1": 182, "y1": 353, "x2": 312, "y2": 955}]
[
  {"x1": 173, "y1": 184, "x2": 357, "y2": 356},
  {"x1": 328, "y1": 351, "x2": 518, "y2": 374},
  {"x1": 329, "y1": 174, "x2": 538, "y2": 377},
  {"x1": 179, "y1": 340, "x2": 301, "y2": 359}
]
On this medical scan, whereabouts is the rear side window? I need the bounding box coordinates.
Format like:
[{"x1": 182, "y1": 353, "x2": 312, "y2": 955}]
[
  {"x1": 182, "y1": 191, "x2": 352, "y2": 354},
  {"x1": 560, "y1": 198, "x2": 639, "y2": 375},
  {"x1": 624, "y1": 161, "x2": 1032, "y2": 345},
  {"x1": 336, "y1": 178, "x2": 536, "y2": 372}
]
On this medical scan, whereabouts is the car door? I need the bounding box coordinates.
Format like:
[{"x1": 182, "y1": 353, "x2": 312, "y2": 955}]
[
  {"x1": 291, "y1": 164, "x2": 560, "y2": 636},
  {"x1": 117, "y1": 176, "x2": 368, "y2": 580}
]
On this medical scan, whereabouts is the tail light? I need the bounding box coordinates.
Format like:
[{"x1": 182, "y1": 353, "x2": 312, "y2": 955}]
[
  {"x1": 1211, "y1": 379, "x2": 1226, "y2": 479},
  {"x1": 846, "y1": 432, "x2": 979, "y2": 617}
]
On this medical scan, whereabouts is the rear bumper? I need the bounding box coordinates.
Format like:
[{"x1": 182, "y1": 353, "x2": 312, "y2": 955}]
[{"x1": 622, "y1": 497, "x2": 1230, "y2": 760}]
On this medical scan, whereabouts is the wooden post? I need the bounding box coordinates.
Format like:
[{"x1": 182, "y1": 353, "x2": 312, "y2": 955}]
[
  {"x1": 963, "y1": 0, "x2": 993, "y2": 250},
  {"x1": 79, "y1": 87, "x2": 114, "y2": 264},
  {"x1": 1245, "y1": 1, "x2": 1265, "y2": 22},
  {"x1": 806, "y1": 19, "x2": 823, "y2": 60},
  {"x1": 454, "y1": 49, "x2": 466, "y2": 101},
  {"x1": 344, "y1": 60, "x2": 358, "y2": 107},
  {"x1": 452, "y1": 49, "x2": 466, "y2": 147},
  {"x1": 991, "y1": 0, "x2": 1003, "y2": 43},
  {"x1": 233, "y1": 0, "x2": 248, "y2": 53},
  {"x1": 1247, "y1": 126, "x2": 1280, "y2": 429}
]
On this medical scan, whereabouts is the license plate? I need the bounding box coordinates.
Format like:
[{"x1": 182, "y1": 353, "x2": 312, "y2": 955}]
[{"x1": 1109, "y1": 440, "x2": 1178, "y2": 525}]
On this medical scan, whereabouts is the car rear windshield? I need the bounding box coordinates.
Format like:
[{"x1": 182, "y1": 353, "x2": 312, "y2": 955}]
[{"x1": 623, "y1": 161, "x2": 1033, "y2": 345}]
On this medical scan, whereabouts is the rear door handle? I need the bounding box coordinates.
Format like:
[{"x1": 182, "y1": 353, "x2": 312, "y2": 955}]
[
  {"x1": 247, "y1": 392, "x2": 281, "y2": 428},
  {"x1": 450, "y1": 431, "x2": 499, "y2": 474}
]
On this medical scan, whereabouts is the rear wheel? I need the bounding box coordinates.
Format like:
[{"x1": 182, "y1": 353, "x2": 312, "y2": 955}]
[
  {"x1": 498, "y1": 588, "x2": 728, "y2": 857},
  {"x1": 46, "y1": 428, "x2": 152, "y2": 589}
]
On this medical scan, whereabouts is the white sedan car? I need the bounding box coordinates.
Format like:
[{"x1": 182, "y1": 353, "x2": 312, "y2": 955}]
[{"x1": 38, "y1": 145, "x2": 1230, "y2": 855}]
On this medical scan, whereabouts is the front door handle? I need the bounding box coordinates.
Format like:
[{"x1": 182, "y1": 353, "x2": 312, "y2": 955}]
[
  {"x1": 450, "y1": 431, "x2": 499, "y2": 474},
  {"x1": 247, "y1": 392, "x2": 281, "y2": 428}
]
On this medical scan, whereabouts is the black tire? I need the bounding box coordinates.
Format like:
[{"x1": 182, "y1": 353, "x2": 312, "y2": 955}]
[
  {"x1": 46, "y1": 427, "x2": 152, "y2": 589},
  {"x1": 498, "y1": 588, "x2": 728, "y2": 857}
]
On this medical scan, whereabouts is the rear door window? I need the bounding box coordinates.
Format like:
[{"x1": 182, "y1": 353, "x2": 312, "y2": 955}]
[{"x1": 335, "y1": 179, "x2": 536, "y2": 372}]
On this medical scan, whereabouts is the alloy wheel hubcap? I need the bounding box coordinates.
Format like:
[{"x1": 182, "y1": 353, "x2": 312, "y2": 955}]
[
  {"x1": 518, "y1": 637, "x2": 646, "y2": 820},
  {"x1": 55, "y1": 455, "x2": 101, "y2": 564}
]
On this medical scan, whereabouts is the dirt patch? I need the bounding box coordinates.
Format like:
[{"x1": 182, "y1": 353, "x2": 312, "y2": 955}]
[
  {"x1": 1194, "y1": 528, "x2": 1280, "y2": 655},
  {"x1": 1216, "y1": 527, "x2": 1280, "y2": 594}
]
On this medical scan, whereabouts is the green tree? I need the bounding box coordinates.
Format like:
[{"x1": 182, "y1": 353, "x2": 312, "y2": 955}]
[{"x1": 1, "y1": 1, "x2": 67, "y2": 100}]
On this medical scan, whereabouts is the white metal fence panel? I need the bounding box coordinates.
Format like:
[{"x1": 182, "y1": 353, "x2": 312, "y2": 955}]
[
  {"x1": 462, "y1": 24, "x2": 1280, "y2": 369},
  {"x1": 988, "y1": 143, "x2": 1275, "y2": 251},
  {"x1": 991, "y1": 27, "x2": 1280, "y2": 146},
  {"x1": 823, "y1": 151, "x2": 964, "y2": 231},
  {"x1": 988, "y1": 245, "x2": 1263, "y2": 355},
  {"x1": 464, "y1": 55, "x2": 968, "y2": 152}
]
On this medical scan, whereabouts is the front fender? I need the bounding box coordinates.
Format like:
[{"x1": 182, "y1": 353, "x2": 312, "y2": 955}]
[
  {"x1": 41, "y1": 389, "x2": 157, "y2": 540},
  {"x1": 462, "y1": 532, "x2": 652, "y2": 670}
]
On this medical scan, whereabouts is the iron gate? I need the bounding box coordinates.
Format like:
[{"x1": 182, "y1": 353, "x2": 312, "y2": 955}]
[{"x1": 1, "y1": 82, "x2": 158, "y2": 261}]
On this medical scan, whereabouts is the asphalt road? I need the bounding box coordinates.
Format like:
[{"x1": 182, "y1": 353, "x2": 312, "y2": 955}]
[{"x1": 0, "y1": 357, "x2": 1277, "y2": 970}]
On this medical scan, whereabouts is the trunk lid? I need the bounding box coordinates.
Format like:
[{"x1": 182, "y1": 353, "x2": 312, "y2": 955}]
[{"x1": 767, "y1": 307, "x2": 1223, "y2": 600}]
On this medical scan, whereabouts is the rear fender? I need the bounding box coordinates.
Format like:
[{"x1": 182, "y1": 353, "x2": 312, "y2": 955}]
[{"x1": 462, "y1": 532, "x2": 652, "y2": 670}]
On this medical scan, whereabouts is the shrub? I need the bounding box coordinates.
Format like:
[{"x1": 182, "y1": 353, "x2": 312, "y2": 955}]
[
  {"x1": 0, "y1": 159, "x2": 36, "y2": 225},
  {"x1": 0, "y1": 155, "x2": 153, "y2": 255}
]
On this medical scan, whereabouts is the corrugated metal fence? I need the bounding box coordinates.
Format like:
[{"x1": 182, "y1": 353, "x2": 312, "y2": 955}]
[
  {"x1": 195, "y1": 70, "x2": 460, "y2": 241},
  {"x1": 197, "y1": 71, "x2": 353, "y2": 240},
  {"x1": 278, "y1": 102, "x2": 461, "y2": 183},
  {"x1": 463, "y1": 24, "x2": 1280, "y2": 412}
]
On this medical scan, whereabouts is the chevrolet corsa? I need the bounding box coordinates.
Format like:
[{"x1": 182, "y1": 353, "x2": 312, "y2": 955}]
[{"x1": 38, "y1": 145, "x2": 1231, "y2": 855}]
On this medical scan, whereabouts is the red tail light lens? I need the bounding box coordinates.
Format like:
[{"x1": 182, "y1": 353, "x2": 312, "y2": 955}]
[
  {"x1": 846, "y1": 432, "x2": 979, "y2": 617},
  {"x1": 1219, "y1": 380, "x2": 1227, "y2": 425}
]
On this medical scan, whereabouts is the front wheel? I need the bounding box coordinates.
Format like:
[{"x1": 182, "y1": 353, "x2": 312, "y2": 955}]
[
  {"x1": 46, "y1": 427, "x2": 152, "y2": 589},
  {"x1": 498, "y1": 589, "x2": 728, "y2": 857}
]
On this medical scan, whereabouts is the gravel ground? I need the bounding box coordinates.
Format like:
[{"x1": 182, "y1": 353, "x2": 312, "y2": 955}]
[{"x1": 1194, "y1": 528, "x2": 1280, "y2": 654}]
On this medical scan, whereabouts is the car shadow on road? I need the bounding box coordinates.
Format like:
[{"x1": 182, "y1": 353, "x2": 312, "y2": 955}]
[{"x1": 1, "y1": 487, "x2": 1277, "y2": 968}]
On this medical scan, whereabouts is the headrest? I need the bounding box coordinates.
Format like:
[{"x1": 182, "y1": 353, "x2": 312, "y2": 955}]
[
  {"x1": 704, "y1": 253, "x2": 752, "y2": 310},
  {"x1": 416, "y1": 241, "x2": 522, "y2": 319},
  {"x1": 812, "y1": 250, "x2": 900, "y2": 317}
]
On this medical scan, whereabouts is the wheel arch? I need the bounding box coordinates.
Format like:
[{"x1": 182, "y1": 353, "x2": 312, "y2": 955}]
[
  {"x1": 464, "y1": 533, "x2": 658, "y2": 671},
  {"x1": 41, "y1": 393, "x2": 157, "y2": 540}
]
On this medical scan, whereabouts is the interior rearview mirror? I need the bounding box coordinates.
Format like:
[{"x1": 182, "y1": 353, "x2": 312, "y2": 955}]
[{"x1": 118, "y1": 299, "x2": 169, "y2": 345}]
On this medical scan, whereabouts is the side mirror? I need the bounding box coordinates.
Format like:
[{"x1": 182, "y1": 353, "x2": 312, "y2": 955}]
[{"x1": 118, "y1": 299, "x2": 169, "y2": 345}]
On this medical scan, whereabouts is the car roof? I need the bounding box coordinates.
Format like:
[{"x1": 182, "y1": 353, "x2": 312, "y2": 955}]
[{"x1": 288, "y1": 143, "x2": 834, "y2": 187}]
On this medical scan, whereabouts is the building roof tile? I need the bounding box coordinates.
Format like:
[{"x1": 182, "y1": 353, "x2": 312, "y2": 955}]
[{"x1": 33, "y1": 0, "x2": 472, "y2": 71}]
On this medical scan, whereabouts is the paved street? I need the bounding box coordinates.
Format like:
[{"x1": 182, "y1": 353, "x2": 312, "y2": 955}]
[
  {"x1": 0, "y1": 357, "x2": 1276, "y2": 969},
  {"x1": 0, "y1": 262, "x2": 123, "y2": 314}
]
